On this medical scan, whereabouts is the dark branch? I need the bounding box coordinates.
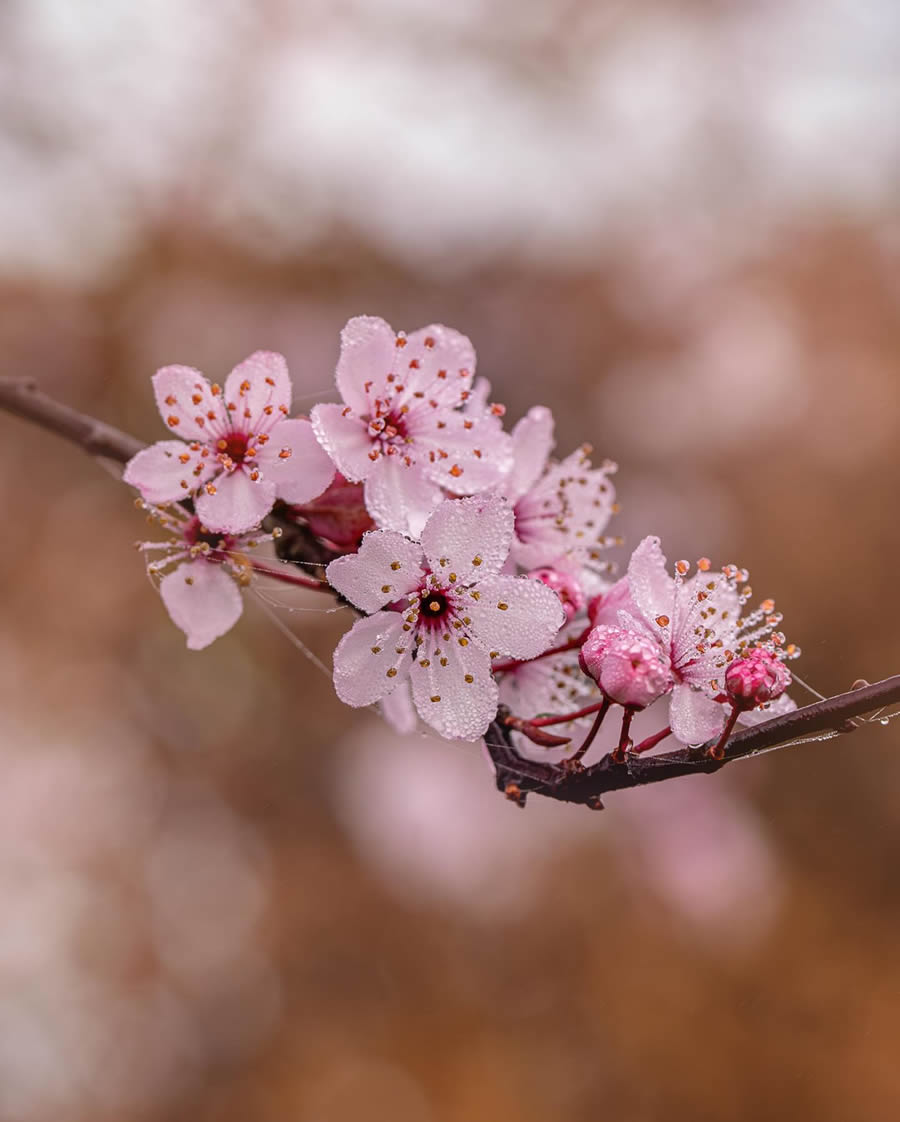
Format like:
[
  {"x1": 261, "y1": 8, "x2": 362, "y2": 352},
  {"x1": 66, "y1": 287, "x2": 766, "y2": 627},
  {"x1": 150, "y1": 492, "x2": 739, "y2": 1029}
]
[{"x1": 486, "y1": 675, "x2": 900, "y2": 809}]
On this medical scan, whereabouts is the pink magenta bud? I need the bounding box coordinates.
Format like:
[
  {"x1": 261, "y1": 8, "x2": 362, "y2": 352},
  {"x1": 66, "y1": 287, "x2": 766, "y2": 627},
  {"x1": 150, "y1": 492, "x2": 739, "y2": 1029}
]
[
  {"x1": 579, "y1": 625, "x2": 673, "y2": 709},
  {"x1": 725, "y1": 648, "x2": 791, "y2": 710},
  {"x1": 528, "y1": 567, "x2": 585, "y2": 623}
]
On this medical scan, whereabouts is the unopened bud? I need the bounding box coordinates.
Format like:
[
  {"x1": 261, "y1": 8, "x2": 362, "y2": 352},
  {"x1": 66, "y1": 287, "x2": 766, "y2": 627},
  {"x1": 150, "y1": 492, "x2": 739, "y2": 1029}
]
[
  {"x1": 579, "y1": 625, "x2": 673, "y2": 709},
  {"x1": 724, "y1": 648, "x2": 791, "y2": 710}
]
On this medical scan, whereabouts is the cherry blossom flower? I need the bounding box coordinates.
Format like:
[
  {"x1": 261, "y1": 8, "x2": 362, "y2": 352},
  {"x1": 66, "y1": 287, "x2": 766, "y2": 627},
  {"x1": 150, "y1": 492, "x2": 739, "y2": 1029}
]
[
  {"x1": 500, "y1": 405, "x2": 618, "y2": 571},
  {"x1": 311, "y1": 317, "x2": 512, "y2": 537},
  {"x1": 590, "y1": 536, "x2": 797, "y2": 746},
  {"x1": 579, "y1": 624, "x2": 674, "y2": 710},
  {"x1": 136, "y1": 502, "x2": 277, "y2": 650},
  {"x1": 326, "y1": 495, "x2": 566, "y2": 741},
  {"x1": 124, "y1": 352, "x2": 335, "y2": 535},
  {"x1": 527, "y1": 565, "x2": 586, "y2": 623}
]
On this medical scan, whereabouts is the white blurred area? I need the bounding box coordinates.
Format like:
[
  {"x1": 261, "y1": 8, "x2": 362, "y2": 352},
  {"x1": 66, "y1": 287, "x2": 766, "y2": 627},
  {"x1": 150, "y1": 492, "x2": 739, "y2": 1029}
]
[{"x1": 0, "y1": 0, "x2": 898, "y2": 282}]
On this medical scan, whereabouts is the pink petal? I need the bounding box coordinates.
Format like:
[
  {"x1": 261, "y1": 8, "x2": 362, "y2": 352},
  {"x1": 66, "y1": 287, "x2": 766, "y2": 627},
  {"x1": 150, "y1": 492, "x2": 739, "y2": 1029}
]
[
  {"x1": 627, "y1": 536, "x2": 675, "y2": 634},
  {"x1": 669, "y1": 684, "x2": 728, "y2": 746},
  {"x1": 409, "y1": 634, "x2": 497, "y2": 741},
  {"x1": 123, "y1": 440, "x2": 215, "y2": 505},
  {"x1": 363, "y1": 457, "x2": 444, "y2": 537},
  {"x1": 194, "y1": 469, "x2": 276, "y2": 535},
  {"x1": 256, "y1": 417, "x2": 335, "y2": 504},
  {"x1": 310, "y1": 403, "x2": 375, "y2": 482},
  {"x1": 380, "y1": 681, "x2": 418, "y2": 734},
  {"x1": 159, "y1": 559, "x2": 243, "y2": 651},
  {"x1": 508, "y1": 406, "x2": 555, "y2": 501},
  {"x1": 152, "y1": 366, "x2": 227, "y2": 442},
  {"x1": 326, "y1": 528, "x2": 425, "y2": 613},
  {"x1": 396, "y1": 324, "x2": 477, "y2": 408},
  {"x1": 333, "y1": 612, "x2": 414, "y2": 708},
  {"x1": 420, "y1": 495, "x2": 514, "y2": 585},
  {"x1": 336, "y1": 316, "x2": 397, "y2": 414},
  {"x1": 737, "y1": 693, "x2": 797, "y2": 727},
  {"x1": 223, "y1": 351, "x2": 292, "y2": 435},
  {"x1": 414, "y1": 413, "x2": 513, "y2": 494},
  {"x1": 466, "y1": 574, "x2": 565, "y2": 660}
]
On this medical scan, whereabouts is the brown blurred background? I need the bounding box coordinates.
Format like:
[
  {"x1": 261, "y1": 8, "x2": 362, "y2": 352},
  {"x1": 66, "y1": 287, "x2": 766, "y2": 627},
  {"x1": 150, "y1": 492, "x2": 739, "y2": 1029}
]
[{"x1": 1, "y1": 2, "x2": 899, "y2": 1119}]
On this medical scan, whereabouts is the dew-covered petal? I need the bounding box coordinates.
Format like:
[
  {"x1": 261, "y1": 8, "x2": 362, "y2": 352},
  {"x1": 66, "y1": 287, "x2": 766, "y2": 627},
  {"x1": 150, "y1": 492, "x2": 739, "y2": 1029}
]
[
  {"x1": 256, "y1": 417, "x2": 335, "y2": 504},
  {"x1": 409, "y1": 634, "x2": 497, "y2": 741},
  {"x1": 420, "y1": 495, "x2": 514, "y2": 585},
  {"x1": 194, "y1": 469, "x2": 276, "y2": 535},
  {"x1": 627, "y1": 536, "x2": 676, "y2": 635},
  {"x1": 381, "y1": 680, "x2": 418, "y2": 734},
  {"x1": 152, "y1": 365, "x2": 228, "y2": 442},
  {"x1": 333, "y1": 612, "x2": 414, "y2": 708},
  {"x1": 336, "y1": 316, "x2": 397, "y2": 414},
  {"x1": 737, "y1": 692, "x2": 797, "y2": 726},
  {"x1": 364, "y1": 456, "x2": 445, "y2": 537},
  {"x1": 507, "y1": 406, "x2": 555, "y2": 501},
  {"x1": 326, "y1": 528, "x2": 425, "y2": 613},
  {"x1": 159, "y1": 559, "x2": 243, "y2": 651},
  {"x1": 465, "y1": 573, "x2": 566, "y2": 660},
  {"x1": 311, "y1": 403, "x2": 375, "y2": 483},
  {"x1": 395, "y1": 324, "x2": 477, "y2": 408},
  {"x1": 123, "y1": 440, "x2": 216, "y2": 505},
  {"x1": 669, "y1": 683, "x2": 728, "y2": 746},
  {"x1": 223, "y1": 351, "x2": 292, "y2": 435},
  {"x1": 415, "y1": 413, "x2": 513, "y2": 494}
]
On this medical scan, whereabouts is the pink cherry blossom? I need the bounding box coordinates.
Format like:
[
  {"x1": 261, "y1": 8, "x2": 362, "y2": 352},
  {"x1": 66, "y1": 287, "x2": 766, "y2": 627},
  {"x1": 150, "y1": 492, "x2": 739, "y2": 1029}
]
[
  {"x1": 311, "y1": 317, "x2": 512, "y2": 537},
  {"x1": 527, "y1": 565, "x2": 586, "y2": 623},
  {"x1": 326, "y1": 495, "x2": 566, "y2": 741},
  {"x1": 124, "y1": 352, "x2": 335, "y2": 535},
  {"x1": 500, "y1": 405, "x2": 617, "y2": 571},
  {"x1": 725, "y1": 648, "x2": 792, "y2": 710},
  {"x1": 593, "y1": 536, "x2": 796, "y2": 746},
  {"x1": 579, "y1": 624, "x2": 674, "y2": 710},
  {"x1": 136, "y1": 502, "x2": 275, "y2": 650}
]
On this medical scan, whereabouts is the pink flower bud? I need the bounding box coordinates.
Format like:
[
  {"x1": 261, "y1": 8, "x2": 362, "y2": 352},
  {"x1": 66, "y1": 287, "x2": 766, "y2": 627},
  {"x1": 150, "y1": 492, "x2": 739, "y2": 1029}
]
[
  {"x1": 725, "y1": 648, "x2": 791, "y2": 710},
  {"x1": 579, "y1": 625, "x2": 674, "y2": 709},
  {"x1": 527, "y1": 567, "x2": 585, "y2": 623}
]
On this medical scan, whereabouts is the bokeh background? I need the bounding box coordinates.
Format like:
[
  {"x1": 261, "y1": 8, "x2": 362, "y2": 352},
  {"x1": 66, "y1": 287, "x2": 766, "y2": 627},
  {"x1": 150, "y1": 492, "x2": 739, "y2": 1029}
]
[{"x1": 1, "y1": 1, "x2": 899, "y2": 1119}]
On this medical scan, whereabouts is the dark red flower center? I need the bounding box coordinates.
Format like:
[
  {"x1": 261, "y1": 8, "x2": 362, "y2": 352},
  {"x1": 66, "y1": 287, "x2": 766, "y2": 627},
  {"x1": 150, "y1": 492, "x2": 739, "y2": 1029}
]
[{"x1": 217, "y1": 432, "x2": 248, "y2": 463}]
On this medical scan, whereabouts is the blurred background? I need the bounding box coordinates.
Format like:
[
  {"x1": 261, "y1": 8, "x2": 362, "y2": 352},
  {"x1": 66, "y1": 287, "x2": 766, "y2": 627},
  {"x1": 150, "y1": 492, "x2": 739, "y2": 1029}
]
[{"x1": 1, "y1": 1, "x2": 899, "y2": 1118}]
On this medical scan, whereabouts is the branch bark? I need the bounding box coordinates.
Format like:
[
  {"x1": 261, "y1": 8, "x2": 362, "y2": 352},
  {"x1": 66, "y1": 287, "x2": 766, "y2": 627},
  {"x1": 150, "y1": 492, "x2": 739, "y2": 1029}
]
[{"x1": 2, "y1": 375, "x2": 897, "y2": 810}]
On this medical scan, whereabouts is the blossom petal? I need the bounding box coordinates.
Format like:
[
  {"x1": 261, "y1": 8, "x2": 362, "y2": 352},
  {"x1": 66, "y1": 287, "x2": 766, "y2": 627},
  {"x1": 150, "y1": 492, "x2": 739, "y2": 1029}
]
[
  {"x1": 409, "y1": 634, "x2": 497, "y2": 741},
  {"x1": 397, "y1": 324, "x2": 477, "y2": 408},
  {"x1": 333, "y1": 612, "x2": 414, "y2": 708},
  {"x1": 194, "y1": 469, "x2": 276, "y2": 534},
  {"x1": 159, "y1": 559, "x2": 243, "y2": 651},
  {"x1": 466, "y1": 574, "x2": 565, "y2": 659},
  {"x1": 256, "y1": 417, "x2": 335, "y2": 504},
  {"x1": 364, "y1": 456, "x2": 444, "y2": 536},
  {"x1": 414, "y1": 413, "x2": 513, "y2": 494},
  {"x1": 123, "y1": 440, "x2": 215, "y2": 505},
  {"x1": 152, "y1": 365, "x2": 227, "y2": 442},
  {"x1": 326, "y1": 528, "x2": 425, "y2": 613},
  {"x1": 627, "y1": 536, "x2": 675, "y2": 635},
  {"x1": 508, "y1": 406, "x2": 555, "y2": 501},
  {"x1": 336, "y1": 316, "x2": 397, "y2": 414},
  {"x1": 311, "y1": 402, "x2": 375, "y2": 483},
  {"x1": 224, "y1": 351, "x2": 292, "y2": 435},
  {"x1": 669, "y1": 684, "x2": 728, "y2": 745},
  {"x1": 420, "y1": 495, "x2": 514, "y2": 585},
  {"x1": 381, "y1": 681, "x2": 418, "y2": 734},
  {"x1": 738, "y1": 693, "x2": 797, "y2": 727}
]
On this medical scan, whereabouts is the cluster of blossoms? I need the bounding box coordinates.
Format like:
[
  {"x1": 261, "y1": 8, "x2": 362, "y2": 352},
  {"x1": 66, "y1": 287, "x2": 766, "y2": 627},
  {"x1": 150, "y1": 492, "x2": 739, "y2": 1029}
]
[{"x1": 125, "y1": 315, "x2": 798, "y2": 757}]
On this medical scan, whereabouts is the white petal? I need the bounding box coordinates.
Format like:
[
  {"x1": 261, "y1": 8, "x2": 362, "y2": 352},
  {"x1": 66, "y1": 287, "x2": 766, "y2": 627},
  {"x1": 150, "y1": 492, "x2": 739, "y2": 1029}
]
[
  {"x1": 420, "y1": 495, "x2": 514, "y2": 585},
  {"x1": 627, "y1": 536, "x2": 676, "y2": 634},
  {"x1": 466, "y1": 574, "x2": 565, "y2": 660},
  {"x1": 508, "y1": 406, "x2": 555, "y2": 501},
  {"x1": 364, "y1": 457, "x2": 444, "y2": 536},
  {"x1": 380, "y1": 681, "x2": 418, "y2": 734},
  {"x1": 256, "y1": 417, "x2": 335, "y2": 504},
  {"x1": 333, "y1": 612, "x2": 414, "y2": 708},
  {"x1": 123, "y1": 440, "x2": 215, "y2": 505},
  {"x1": 326, "y1": 529, "x2": 425, "y2": 613},
  {"x1": 159, "y1": 559, "x2": 243, "y2": 651},
  {"x1": 409, "y1": 634, "x2": 498, "y2": 741},
  {"x1": 336, "y1": 316, "x2": 397, "y2": 414},
  {"x1": 152, "y1": 366, "x2": 227, "y2": 442},
  {"x1": 668, "y1": 684, "x2": 728, "y2": 746},
  {"x1": 194, "y1": 469, "x2": 276, "y2": 534},
  {"x1": 223, "y1": 351, "x2": 292, "y2": 435},
  {"x1": 310, "y1": 403, "x2": 375, "y2": 482}
]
